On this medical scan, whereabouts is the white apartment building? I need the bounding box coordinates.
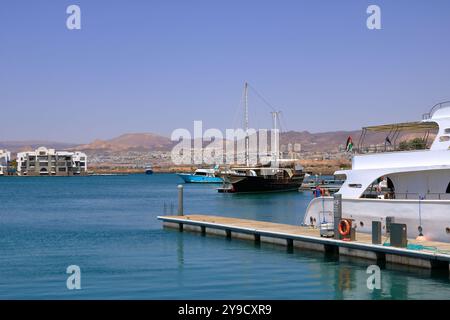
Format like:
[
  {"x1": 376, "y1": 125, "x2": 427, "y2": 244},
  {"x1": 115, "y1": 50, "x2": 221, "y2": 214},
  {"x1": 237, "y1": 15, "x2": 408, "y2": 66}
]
[
  {"x1": 0, "y1": 149, "x2": 11, "y2": 176},
  {"x1": 16, "y1": 147, "x2": 87, "y2": 176}
]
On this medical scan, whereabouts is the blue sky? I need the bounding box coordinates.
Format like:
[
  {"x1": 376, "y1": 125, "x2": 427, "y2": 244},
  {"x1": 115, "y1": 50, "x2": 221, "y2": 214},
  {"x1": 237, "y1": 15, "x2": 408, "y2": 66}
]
[{"x1": 1, "y1": 0, "x2": 450, "y2": 143}]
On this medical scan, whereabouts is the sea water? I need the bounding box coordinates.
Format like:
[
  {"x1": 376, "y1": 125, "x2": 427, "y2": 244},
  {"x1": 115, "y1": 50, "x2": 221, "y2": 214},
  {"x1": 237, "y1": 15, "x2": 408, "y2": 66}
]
[{"x1": 0, "y1": 174, "x2": 449, "y2": 299}]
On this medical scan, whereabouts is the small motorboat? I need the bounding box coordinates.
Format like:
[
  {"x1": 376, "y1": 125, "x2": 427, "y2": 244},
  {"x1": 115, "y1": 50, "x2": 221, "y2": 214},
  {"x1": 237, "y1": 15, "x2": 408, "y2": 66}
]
[
  {"x1": 145, "y1": 164, "x2": 154, "y2": 175},
  {"x1": 177, "y1": 168, "x2": 223, "y2": 183}
]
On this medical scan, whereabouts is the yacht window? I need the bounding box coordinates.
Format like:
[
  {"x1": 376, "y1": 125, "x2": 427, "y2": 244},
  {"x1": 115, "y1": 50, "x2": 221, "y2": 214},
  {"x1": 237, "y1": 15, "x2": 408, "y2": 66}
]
[
  {"x1": 348, "y1": 184, "x2": 362, "y2": 188},
  {"x1": 446, "y1": 182, "x2": 450, "y2": 193},
  {"x1": 439, "y1": 136, "x2": 450, "y2": 142},
  {"x1": 195, "y1": 172, "x2": 207, "y2": 176},
  {"x1": 445, "y1": 128, "x2": 450, "y2": 134}
]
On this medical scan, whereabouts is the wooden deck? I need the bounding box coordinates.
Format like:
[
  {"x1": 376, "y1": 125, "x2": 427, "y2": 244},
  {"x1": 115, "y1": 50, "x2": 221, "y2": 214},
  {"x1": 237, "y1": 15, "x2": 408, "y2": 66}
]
[{"x1": 158, "y1": 214, "x2": 450, "y2": 270}]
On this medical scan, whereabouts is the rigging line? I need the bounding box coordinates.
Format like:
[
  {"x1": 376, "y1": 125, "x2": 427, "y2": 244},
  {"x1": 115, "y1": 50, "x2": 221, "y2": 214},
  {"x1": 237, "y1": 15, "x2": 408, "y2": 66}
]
[
  {"x1": 247, "y1": 83, "x2": 277, "y2": 112},
  {"x1": 247, "y1": 83, "x2": 288, "y2": 134}
]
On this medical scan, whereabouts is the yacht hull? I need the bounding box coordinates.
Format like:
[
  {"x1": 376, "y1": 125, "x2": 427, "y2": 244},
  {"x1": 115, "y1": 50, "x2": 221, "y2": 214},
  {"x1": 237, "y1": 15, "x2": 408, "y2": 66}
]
[
  {"x1": 177, "y1": 173, "x2": 223, "y2": 183},
  {"x1": 303, "y1": 197, "x2": 450, "y2": 242}
]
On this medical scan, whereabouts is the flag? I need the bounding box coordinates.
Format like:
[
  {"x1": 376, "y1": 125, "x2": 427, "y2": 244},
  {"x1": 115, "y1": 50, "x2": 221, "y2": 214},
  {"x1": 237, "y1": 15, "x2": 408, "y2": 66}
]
[{"x1": 346, "y1": 136, "x2": 353, "y2": 152}]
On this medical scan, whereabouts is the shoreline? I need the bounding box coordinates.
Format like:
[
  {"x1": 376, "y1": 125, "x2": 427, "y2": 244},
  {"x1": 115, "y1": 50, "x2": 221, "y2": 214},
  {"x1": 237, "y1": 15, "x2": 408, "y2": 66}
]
[
  {"x1": 1, "y1": 159, "x2": 351, "y2": 176},
  {"x1": 87, "y1": 159, "x2": 351, "y2": 176},
  {"x1": 0, "y1": 160, "x2": 351, "y2": 177}
]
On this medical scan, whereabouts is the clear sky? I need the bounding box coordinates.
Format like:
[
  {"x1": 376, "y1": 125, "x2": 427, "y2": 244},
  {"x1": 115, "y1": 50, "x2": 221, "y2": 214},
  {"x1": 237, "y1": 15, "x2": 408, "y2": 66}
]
[{"x1": 1, "y1": 0, "x2": 450, "y2": 143}]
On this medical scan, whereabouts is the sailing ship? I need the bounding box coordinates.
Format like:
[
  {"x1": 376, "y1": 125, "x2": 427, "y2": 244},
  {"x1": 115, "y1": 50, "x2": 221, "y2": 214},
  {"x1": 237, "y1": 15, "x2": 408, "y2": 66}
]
[
  {"x1": 218, "y1": 83, "x2": 305, "y2": 193},
  {"x1": 219, "y1": 160, "x2": 305, "y2": 193}
]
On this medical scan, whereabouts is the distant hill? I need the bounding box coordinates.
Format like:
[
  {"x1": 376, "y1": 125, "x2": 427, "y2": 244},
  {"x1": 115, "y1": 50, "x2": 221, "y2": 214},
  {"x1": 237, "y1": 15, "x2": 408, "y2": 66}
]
[
  {"x1": 280, "y1": 129, "x2": 435, "y2": 152},
  {"x1": 279, "y1": 130, "x2": 361, "y2": 152},
  {"x1": 280, "y1": 130, "x2": 379, "y2": 152},
  {"x1": 71, "y1": 130, "x2": 436, "y2": 153},
  {"x1": 2, "y1": 129, "x2": 433, "y2": 155},
  {"x1": 0, "y1": 141, "x2": 77, "y2": 154},
  {"x1": 70, "y1": 133, "x2": 173, "y2": 152}
]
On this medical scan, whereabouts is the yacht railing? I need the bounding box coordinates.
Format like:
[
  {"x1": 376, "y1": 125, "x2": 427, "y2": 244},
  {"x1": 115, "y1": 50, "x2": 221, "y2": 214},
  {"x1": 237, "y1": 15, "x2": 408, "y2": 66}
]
[
  {"x1": 354, "y1": 144, "x2": 431, "y2": 155},
  {"x1": 396, "y1": 193, "x2": 450, "y2": 200},
  {"x1": 355, "y1": 127, "x2": 434, "y2": 155},
  {"x1": 422, "y1": 101, "x2": 450, "y2": 120},
  {"x1": 355, "y1": 145, "x2": 402, "y2": 154},
  {"x1": 363, "y1": 192, "x2": 450, "y2": 200}
]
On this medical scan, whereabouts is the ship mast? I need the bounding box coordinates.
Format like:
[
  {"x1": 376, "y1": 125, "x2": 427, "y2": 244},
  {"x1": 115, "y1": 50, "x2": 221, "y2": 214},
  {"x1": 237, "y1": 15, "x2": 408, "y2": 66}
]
[
  {"x1": 244, "y1": 82, "x2": 249, "y2": 166},
  {"x1": 271, "y1": 111, "x2": 281, "y2": 161}
]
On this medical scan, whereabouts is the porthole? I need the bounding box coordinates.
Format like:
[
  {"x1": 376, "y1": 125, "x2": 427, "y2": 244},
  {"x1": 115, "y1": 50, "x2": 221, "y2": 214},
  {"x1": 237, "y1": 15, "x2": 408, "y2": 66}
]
[{"x1": 360, "y1": 221, "x2": 364, "y2": 227}]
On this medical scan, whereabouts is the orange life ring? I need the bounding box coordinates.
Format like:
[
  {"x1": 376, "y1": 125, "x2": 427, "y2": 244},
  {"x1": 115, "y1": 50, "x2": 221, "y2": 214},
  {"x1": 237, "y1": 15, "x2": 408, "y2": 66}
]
[{"x1": 338, "y1": 219, "x2": 351, "y2": 237}]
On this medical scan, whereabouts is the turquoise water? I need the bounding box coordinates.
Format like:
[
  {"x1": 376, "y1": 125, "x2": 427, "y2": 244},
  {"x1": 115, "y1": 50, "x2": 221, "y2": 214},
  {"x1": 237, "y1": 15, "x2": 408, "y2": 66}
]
[{"x1": 0, "y1": 174, "x2": 449, "y2": 299}]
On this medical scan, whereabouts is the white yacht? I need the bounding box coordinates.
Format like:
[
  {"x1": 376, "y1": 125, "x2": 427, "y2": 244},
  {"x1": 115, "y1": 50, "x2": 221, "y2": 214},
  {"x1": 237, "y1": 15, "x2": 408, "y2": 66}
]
[{"x1": 303, "y1": 102, "x2": 450, "y2": 242}]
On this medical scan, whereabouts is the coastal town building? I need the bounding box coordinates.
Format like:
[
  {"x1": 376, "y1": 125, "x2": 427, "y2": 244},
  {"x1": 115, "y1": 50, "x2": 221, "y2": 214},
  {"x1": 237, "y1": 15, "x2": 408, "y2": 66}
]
[
  {"x1": 0, "y1": 149, "x2": 11, "y2": 176},
  {"x1": 16, "y1": 147, "x2": 87, "y2": 176}
]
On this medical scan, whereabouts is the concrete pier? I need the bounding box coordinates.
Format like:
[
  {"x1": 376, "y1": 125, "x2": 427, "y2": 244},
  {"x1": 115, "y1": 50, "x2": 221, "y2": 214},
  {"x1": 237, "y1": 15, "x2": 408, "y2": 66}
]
[{"x1": 158, "y1": 214, "x2": 450, "y2": 271}]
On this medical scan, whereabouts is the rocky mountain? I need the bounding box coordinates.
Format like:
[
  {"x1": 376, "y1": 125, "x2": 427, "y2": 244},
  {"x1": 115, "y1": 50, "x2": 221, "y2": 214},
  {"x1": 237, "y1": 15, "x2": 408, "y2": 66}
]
[
  {"x1": 280, "y1": 130, "x2": 372, "y2": 152},
  {"x1": 69, "y1": 133, "x2": 173, "y2": 152},
  {"x1": 0, "y1": 141, "x2": 77, "y2": 153},
  {"x1": 2, "y1": 129, "x2": 434, "y2": 155}
]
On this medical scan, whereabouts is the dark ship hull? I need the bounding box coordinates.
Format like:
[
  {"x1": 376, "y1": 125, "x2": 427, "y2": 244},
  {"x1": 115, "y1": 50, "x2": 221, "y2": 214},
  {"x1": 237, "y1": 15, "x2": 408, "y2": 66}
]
[{"x1": 221, "y1": 173, "x2": 305, "y2": 193}]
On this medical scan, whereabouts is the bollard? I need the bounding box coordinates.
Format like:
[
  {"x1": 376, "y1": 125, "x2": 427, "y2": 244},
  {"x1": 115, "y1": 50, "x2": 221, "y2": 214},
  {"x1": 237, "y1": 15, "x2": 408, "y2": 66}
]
[
  {"x1": 390, "y1": 223, "x2": 408, "y2": 248},
  {"x1": 333, "y1": 193, "x2": 342, "y2": 239},
  {"x1": 372, "y1": 221, "x2": 382, "y2": 244},
  {"x1": 178, "y1": 184, "x2": 184, "y2": 216}
]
